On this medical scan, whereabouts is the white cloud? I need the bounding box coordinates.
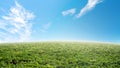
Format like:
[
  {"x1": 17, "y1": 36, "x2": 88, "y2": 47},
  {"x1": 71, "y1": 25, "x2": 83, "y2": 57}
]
[
  {"x1": 40, "y1": 22, "x2": 51, "y2": 33},
  {"x1": 76, "y1": 0, "x2": 103, "y2": 18},
  {"x1": 0, "y1": 1, "x2": 35, "y2": 42},
  {"x1": 62, "y1": 8, "x2": 76, "y2": 16}
]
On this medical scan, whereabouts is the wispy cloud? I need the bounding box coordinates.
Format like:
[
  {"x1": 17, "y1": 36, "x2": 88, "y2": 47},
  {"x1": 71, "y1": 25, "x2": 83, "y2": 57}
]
[
  {"x1": 0, "y1": 1, "x2": 35, "y2": 42},
  {"x1": 40, "y1": 22, "x2": 51, "y2": 33},
  {"x1": 62, "y1": 8, "x2": 76, "y2": 16},
  {"x1": 76, "y1": 0, "x2": 103, "y2": 18}
]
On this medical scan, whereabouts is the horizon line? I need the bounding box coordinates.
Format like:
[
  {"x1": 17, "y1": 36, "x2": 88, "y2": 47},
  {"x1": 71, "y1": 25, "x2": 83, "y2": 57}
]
[{"x1": 0, "y1": 40, "x2": 119, "y2": 45}]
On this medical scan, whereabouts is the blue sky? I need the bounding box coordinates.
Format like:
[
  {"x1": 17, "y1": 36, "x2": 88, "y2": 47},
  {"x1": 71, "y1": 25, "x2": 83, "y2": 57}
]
[{"x1": 0, "y1": 0, "x2": 120, "y2": 43}]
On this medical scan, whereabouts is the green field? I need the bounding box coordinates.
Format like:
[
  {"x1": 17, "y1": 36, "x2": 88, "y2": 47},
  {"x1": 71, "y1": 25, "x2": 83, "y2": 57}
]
[{"x1": 0, "y1": 42, "x2": 120, "y2": 68}]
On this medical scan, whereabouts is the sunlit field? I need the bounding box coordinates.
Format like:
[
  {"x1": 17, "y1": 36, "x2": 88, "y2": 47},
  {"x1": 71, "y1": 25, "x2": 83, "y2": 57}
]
[{"x1": 0, "y1": 42, "x2": 120, "y2": 68}]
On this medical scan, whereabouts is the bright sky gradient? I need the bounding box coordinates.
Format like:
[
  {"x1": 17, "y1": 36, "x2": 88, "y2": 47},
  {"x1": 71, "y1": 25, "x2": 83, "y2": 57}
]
[{"x1": 0, "y1": 0, "x2": 120, "y2": 43}]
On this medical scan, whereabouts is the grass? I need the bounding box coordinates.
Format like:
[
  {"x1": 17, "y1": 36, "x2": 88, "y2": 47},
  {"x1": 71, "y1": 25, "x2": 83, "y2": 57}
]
[{"x1": 0, "y1": 42, "x2": 120, "y2": 68}]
